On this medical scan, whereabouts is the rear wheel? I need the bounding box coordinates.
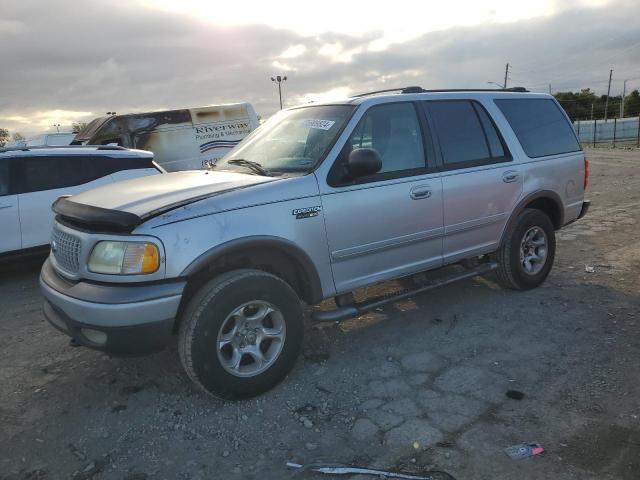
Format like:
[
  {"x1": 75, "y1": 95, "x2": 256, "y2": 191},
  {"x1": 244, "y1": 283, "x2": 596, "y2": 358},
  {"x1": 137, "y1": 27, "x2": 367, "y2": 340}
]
[
  {"x1": 178, "y1": 269, "x2": 304, "y2": 399},
  {"x1": 495, "y1": 209, "x2": 556, "y2": 290}
]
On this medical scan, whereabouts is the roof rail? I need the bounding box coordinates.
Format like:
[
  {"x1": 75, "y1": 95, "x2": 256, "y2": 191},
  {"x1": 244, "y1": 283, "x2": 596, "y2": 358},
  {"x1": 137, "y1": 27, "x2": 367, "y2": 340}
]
[
  {"x1": 0, "y1": 147, "x2": 30, "y2": 153},
  {"x1": 351, "y1": 86, "x2": 530, "y2": 98},
  {"x1": 0, "y1": 145, "x2": 127, "y2": 154},
  {"x1": 96, "y1": 145, "x2": 126, "y2": 150},
  {"x1": 351, "y1": 87, "x2": 422, "y2": 98}
]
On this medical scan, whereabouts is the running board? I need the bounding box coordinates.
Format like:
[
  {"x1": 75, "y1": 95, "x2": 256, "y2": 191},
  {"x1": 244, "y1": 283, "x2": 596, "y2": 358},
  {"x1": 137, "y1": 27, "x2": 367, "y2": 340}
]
[{"x1": 311, "y1": 262, "x2": 498, "y2": 323}]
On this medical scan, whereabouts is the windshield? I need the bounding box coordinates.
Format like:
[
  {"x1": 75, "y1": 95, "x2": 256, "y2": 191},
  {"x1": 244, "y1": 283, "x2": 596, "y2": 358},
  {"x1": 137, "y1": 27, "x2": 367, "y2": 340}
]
[{"x1": 215, "y1": 104, "x2": 354, "y2": 175}]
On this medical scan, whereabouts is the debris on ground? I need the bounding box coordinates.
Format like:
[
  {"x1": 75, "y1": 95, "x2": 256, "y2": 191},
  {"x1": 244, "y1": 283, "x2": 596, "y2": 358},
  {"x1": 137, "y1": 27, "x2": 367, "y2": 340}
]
[
  {"x1": 585, "y1": 265, "x2": 596, "y2": 273},
  {"x1": 506, "y1": 390, "x2": 525, "y2": 400},
  {"x1": 504, "y1": 443, "x2": 545, "y2": 459},
  {"x1": 286, "y1": 462, "x2": 456, "y2": 479}
]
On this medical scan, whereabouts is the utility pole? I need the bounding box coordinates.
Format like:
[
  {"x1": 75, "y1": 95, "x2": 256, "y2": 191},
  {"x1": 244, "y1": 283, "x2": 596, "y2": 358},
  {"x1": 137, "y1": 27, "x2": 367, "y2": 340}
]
[
  {"x1": 503, "y1": 63, "x2": 510, "y2": 89},
  {"x1": 621, "y1": 80, "x2": 628, "y2": 118},
  {"x1": 590, "y1": 103, "x2": 594, "y2": 120},
  {"x1": 604, "y1": 69, "x2": 613, "y2": 122},
  {"x1": 271, "y1": 75, "x2": 287, "y2": 110},
  {"x1": 548, "y1": 84, "x2": 552, "y2": 95}
]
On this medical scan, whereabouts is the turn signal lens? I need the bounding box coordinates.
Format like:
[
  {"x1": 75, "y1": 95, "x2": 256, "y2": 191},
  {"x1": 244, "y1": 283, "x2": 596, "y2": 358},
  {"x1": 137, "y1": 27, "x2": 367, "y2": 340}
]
[
  {"x1": 141, "y1": 243, "x2": 160, "y2": 274},
  {"x1": 89, "y1": 241, "x2": 160, "y2": 275}
]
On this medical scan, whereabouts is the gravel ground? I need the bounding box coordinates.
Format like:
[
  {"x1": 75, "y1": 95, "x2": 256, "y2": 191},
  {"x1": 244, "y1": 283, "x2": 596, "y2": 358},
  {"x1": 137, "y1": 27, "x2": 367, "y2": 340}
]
[{"x1": 1, "y1": 148, "x2": 639, "y2": 480}]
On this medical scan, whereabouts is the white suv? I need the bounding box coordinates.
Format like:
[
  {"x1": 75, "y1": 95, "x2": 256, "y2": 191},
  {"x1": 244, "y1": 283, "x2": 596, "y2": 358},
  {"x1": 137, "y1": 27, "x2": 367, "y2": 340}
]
[{"x1": 0, "y1": 146, "x2": 162, "y2": 256}]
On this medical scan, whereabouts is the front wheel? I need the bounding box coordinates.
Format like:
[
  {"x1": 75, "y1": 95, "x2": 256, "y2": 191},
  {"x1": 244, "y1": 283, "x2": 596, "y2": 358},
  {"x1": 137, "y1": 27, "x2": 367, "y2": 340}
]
[
  {"x1": 178, "y1": 269, "x2": 304, "y2": 399},
  {"x1": 495, "y1": 209, "x2": 556, "y2": 290}
]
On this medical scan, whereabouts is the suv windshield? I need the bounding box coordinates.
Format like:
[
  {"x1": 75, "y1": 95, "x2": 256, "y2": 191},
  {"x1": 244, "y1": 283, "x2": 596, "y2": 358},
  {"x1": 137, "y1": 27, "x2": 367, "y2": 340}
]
[{"x1": 215, "y1": 104, "x2": 354, "y2": 175}]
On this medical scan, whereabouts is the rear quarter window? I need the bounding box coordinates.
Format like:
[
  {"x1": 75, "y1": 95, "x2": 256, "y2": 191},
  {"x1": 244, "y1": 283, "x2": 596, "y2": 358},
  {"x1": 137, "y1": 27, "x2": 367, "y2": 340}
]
[{"x1": 494, "y1": 98, "x2": 580, "y2": 158}]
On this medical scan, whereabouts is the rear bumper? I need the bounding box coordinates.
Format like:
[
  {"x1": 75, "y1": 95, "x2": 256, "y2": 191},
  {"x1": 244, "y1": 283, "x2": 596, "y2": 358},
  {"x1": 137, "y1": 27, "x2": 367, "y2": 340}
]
[
  {"x1": 577, "y1": 200, "x2": 590, "y2": 220},
  {"x1": 40, "y1": 258, "x2": 185, "y2": 356}
]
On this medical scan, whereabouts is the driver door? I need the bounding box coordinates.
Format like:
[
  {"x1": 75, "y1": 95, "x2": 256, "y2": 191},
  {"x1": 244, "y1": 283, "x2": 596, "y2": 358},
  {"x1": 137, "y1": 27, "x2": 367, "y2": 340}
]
[{"x1": 320, "y1": 102, "x2": 444, "y2": 293}]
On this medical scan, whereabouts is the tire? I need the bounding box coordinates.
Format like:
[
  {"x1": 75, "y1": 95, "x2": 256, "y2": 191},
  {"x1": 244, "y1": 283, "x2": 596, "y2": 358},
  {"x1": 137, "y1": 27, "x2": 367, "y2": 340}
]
[
  {"x1": 178, "y1": 269, "x2": 304, "y2": 400},
  {"x1": 495, "y1": 208, "x2": 556, "y2": 290}
]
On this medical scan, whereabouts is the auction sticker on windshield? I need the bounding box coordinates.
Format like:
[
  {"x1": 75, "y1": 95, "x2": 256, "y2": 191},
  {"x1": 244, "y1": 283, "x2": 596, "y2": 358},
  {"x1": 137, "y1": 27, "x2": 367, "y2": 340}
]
[{"x1": 302, "y1": 119, "x2": 335, "y2": 130}]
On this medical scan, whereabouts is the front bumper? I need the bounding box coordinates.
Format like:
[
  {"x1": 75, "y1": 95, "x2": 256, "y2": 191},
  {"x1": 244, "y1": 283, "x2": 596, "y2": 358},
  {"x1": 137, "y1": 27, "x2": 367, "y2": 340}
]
[{"x1": 40, "y1": 258, "x2": 185, "y2": 356}]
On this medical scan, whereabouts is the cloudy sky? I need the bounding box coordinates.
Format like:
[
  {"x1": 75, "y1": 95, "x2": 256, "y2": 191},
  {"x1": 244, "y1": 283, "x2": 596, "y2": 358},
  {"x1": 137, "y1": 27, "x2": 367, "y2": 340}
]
[{"x1": 1, "y1": 0, "x2": 640, "y2": 136}]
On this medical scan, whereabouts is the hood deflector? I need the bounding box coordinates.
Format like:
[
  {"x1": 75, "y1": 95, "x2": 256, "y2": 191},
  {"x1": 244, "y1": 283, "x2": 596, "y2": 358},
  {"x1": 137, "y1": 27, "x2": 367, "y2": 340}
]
[{"x1": 53, "y1": 197, "x2": 142, "y2": 232}]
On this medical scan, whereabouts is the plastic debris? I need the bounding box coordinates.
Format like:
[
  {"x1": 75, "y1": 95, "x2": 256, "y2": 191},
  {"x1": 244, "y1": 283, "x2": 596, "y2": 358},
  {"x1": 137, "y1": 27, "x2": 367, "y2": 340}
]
[
  {"x1": 504, "y1": 443, "x2": 545, "y2": 459},
  {"x1": 585, "y1": 265, "x2": 595, "y2": 273},
  {"x1": 286, "y1": 462, "x2": 456, "y2": 479}
]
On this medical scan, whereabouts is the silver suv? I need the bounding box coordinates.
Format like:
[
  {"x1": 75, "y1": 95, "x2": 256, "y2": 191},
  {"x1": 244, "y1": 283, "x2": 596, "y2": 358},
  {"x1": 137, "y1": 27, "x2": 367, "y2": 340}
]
[{"x1": 40, "y1": 87, "x2": 590, "y2": 399}]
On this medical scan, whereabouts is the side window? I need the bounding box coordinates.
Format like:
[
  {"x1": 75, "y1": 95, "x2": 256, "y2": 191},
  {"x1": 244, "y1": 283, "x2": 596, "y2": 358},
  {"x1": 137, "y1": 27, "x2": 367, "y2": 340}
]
[
  {"x1": 425, "y1": 100, "x2": 508, "y2": 168},
  {"x1": 18, "y1": 156, "x2": 94, "y2": 194},
  {"x1": 473, "y1": 103, "x2": 505, "y2": 158},
  {"x1": 350, "y1": 116, "x2": 373, "y2": 150},
  {"x1": 0, "y1": 159, "x2": 9, "y2": 196},
  {"x1": 495, "y1": 98, "x2": 580, "y2": 158},
  {"x1": 350, "y1": 102, "x2": 425, "y2": 174}
]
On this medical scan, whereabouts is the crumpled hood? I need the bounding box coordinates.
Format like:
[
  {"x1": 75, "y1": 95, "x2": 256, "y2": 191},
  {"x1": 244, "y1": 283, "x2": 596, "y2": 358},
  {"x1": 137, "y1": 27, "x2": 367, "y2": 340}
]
[{"x1": 68, "y1": 170, "x2": 274, "y2": 217}]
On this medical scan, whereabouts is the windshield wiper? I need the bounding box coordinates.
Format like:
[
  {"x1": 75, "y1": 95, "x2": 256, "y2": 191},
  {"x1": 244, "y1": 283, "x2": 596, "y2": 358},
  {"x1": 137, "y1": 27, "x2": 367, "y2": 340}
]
[{"x1": 226, "y1": 159, "x2": 270, "y2": 176}]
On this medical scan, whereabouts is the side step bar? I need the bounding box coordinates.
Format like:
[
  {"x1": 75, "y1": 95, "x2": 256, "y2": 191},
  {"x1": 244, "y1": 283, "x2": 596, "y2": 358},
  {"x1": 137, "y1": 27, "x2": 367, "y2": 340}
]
[{"x1": 311, "y1": 262, "x2": 498, "y2": 323}]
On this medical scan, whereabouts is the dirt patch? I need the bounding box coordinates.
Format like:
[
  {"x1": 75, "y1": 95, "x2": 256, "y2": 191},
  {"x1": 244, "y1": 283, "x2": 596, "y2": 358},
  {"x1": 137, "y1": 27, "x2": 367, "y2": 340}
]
[{"x1": 561, "y1": 423, "x2": 640, "y2": 479}]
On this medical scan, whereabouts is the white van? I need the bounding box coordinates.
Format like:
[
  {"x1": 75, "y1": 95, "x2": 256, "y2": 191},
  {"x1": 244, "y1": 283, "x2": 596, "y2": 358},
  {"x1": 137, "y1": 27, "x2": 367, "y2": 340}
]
[{"x1": 72, "y1": 103, "x2": 259, "y2": 171}]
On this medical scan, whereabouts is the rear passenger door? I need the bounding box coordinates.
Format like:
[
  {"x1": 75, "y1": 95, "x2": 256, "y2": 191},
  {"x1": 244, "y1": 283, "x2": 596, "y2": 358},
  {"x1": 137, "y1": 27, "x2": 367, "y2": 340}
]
[
  {"x1": 423, "y1": 100, "x2": 522, "y2": 263},
  {"x1": 15, "y1": 155, "x2": 114, "y2": 248},
  {"x1": 0, "y1": 157, "x2": 21, "y2": 253}
]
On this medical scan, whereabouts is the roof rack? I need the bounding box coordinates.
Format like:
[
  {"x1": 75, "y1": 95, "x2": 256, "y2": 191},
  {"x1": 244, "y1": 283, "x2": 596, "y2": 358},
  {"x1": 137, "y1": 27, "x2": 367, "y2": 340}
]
[
  {"x1": 351, "y1": 86, "x2": 529, "y2": 98},
  {"x1": 0, "y1": 145, "x2": 127, "y2": 153}
]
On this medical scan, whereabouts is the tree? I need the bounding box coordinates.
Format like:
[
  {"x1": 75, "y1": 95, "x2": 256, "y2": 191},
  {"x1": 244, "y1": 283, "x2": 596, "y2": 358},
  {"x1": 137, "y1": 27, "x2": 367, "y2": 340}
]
[
  {"x1": 554, "y1": 88, "x2": 624, "y2": 121},
  {"x1": 0, "y1": 128, "x2": 9, "y2": 147},
  {"x1": 72, "y1": 121, "x2": 87, "y2": 133},
  {"x1": 624, "y1": 90, "x2": 640, "y2": 117},
  {"x1": 12, "y1": 132, "x2": 25, "y2": 142}
]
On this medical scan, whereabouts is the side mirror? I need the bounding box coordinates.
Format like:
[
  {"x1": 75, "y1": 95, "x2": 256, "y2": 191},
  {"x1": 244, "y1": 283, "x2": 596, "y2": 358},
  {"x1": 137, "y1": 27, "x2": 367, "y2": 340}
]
[{"x1": 347, "y1": 148, "x2": 382, "y2": 178}]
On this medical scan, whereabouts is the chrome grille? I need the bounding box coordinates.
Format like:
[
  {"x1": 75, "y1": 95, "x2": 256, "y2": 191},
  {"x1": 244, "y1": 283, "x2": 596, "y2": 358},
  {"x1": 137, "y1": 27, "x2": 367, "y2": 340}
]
[{"x1": 51, "y1": 228, "x2": 81, "y2": 273}]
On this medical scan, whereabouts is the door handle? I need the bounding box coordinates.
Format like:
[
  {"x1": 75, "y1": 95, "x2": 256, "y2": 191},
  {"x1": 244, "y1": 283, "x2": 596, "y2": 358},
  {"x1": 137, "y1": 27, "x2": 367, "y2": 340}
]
[
  {"x1": 410, "y1": 185, "x2": 432, "y2": 200},
  {"x1": 503, "y1": 171, "x2": 520, "y2": 183}
]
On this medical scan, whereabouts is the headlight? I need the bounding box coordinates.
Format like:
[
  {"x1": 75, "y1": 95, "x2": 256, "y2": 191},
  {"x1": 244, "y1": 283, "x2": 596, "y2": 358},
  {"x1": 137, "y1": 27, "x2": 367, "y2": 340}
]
[{"x1": 88, "y1": 241, "x2": 160, "y2": 275}]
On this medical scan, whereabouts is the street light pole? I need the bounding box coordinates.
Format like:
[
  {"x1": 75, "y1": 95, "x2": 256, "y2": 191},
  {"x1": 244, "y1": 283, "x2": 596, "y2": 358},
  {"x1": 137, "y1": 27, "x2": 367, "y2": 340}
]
[
  {"x1": 271, "y1": 75, "x2": 287, "y2": 110},
  {"x1": 52, "y1": 123, "x2": 60, "y2": 133}
]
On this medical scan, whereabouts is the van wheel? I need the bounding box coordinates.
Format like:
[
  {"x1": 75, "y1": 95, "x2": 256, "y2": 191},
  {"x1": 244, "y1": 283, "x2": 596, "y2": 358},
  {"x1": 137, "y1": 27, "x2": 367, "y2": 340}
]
[
  {"x1": 178, "y1": 269, "x2": 304, "y2": 399},
  {"x1": 495, "y1": 209, "x2": 556, "y2": 290}
]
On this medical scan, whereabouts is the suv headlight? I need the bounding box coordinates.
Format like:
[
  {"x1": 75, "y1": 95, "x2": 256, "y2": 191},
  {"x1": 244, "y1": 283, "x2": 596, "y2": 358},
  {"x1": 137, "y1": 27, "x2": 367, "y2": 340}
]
[{"x1": 88, "y1": 241, "x2": 160, "y2": 275}]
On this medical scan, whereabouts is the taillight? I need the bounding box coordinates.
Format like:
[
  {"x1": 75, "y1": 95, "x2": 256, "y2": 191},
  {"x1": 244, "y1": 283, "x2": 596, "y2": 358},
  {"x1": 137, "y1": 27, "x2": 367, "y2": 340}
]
[{"x1": 584, "y1": 158, "x2": 589, "y2": 191}]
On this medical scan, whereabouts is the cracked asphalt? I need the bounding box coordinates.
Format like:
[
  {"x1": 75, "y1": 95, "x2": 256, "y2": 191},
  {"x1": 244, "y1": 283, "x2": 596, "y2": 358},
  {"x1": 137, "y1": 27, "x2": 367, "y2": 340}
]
[{"x1": 1, "y1": 149, "x2": 639, "y2": 480}]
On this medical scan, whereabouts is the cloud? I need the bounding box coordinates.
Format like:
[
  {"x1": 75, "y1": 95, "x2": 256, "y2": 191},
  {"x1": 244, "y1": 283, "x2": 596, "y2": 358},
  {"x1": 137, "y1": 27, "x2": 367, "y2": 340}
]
[
  {"x1": 279, "y1": 44, "x2": 306, "y2": 59},
  {"x1": 1, "y1": 0, "x2": 639, "y2": 136}
]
